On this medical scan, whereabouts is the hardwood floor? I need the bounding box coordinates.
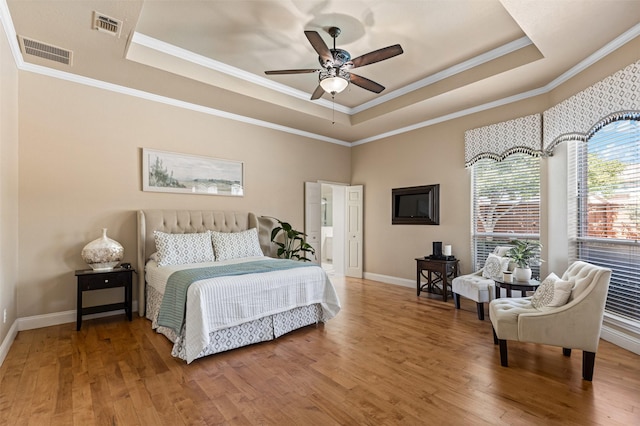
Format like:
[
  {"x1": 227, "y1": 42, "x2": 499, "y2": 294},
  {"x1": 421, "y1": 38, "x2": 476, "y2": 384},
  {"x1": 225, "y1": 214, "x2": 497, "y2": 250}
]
[{"x1": 1, "y1": 276, "x2": 639, "y2": 425}]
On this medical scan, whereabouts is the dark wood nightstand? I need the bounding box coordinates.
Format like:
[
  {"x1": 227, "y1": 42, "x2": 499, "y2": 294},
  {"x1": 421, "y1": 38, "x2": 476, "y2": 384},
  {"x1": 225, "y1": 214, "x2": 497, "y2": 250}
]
[{"x1": 75, "y1": 267, "x2": 134, "y2": 330}]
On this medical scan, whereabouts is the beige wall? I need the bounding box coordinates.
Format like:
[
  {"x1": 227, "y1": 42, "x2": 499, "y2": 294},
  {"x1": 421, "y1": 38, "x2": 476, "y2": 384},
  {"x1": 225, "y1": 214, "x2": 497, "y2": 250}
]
[
  {"x1": 9, "y1": 29, "x2": 640, "y2": 322},
  {"x1": 353, "y1": 35, "x2": 640, "y2": 284},
  {"x1": 17, "y1": 72, "x2": 350, "y2": 318},
  {"x1": 352, "y1": 97, "x2": 548, "y2": 280},
  {"x1": 0, "y1": 18, "x2": 19, "y2": 344}
]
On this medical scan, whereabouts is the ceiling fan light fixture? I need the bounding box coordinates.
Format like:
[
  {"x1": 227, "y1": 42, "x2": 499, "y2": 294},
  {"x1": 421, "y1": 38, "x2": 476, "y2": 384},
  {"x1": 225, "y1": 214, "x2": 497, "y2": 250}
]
[
  {"x1": 265, "y1": 27, "x2": 402, "y2": 100},
  {"x1": 320, "y1": 75, "x2": 349, "y2": 94}
]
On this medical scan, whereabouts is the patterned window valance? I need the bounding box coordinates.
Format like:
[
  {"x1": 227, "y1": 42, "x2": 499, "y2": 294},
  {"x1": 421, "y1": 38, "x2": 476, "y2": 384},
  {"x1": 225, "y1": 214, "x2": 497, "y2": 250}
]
[
  {"x1": 464, "y1": 114, "x2": 542, "y2": 167},
  {"x1": 543, "y1": 59, "x2": 640, "y2": 153}
]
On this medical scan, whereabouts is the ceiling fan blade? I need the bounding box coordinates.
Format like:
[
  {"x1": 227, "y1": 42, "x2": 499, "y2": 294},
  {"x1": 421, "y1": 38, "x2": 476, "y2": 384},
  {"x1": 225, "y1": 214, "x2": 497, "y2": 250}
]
[
  {"x1": 350, "y1": 73, "x2": 385, "y2": 93},
  {"x1": 310, "y1": 85, "x2": 324, "y2": 100},
  {"x1": 265, "y1": 69, "x2": 319, "y2": 75},
  {"x1": 304, "y1": 30, "x2": 333, "y2": 64},
  {"x1": 350, "y1": 44, "x2": 403, "y2": 69}
]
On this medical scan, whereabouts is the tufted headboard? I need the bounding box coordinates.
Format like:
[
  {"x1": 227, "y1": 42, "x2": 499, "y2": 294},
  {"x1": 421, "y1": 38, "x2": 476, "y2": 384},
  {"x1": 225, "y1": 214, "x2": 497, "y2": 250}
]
[{"x1": 136, "y1": 209, "x2": 277, "y2": 316}]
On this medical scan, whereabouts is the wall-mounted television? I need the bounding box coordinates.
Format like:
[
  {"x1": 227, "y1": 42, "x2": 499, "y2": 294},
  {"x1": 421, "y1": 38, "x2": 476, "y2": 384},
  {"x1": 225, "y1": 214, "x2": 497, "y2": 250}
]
[{"x1": 392, "y1": 184, "x2": 440, "y2": 225}]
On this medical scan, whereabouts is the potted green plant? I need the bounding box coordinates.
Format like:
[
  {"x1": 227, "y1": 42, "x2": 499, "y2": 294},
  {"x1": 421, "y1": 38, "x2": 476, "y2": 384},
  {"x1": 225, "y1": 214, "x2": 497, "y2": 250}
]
[
  {"x1": 506, "y1": 239, "x2": 543, "y2": 281},
  {"x1": 266, "y1": 217, "x2": 316, "y2": 262}
]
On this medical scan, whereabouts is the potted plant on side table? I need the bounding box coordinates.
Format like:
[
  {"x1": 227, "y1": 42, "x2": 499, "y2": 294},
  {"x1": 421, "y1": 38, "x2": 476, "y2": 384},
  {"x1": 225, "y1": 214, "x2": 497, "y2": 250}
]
[{"x1": 506, "y1": 239, "x2": 543, "y2": 281}]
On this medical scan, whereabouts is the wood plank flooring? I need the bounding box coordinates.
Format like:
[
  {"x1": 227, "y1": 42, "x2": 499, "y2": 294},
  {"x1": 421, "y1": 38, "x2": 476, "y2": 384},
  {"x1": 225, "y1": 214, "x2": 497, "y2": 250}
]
[{"x1": 1, "y1": 276, "x2": 639, "y2": 425}]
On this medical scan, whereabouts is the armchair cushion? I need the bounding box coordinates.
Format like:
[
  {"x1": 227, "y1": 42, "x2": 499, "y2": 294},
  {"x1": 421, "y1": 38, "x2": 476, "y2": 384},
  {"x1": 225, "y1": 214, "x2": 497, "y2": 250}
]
[
  {"x1": 489, "y1": 297, "x2": 538, "y2": 340},
  {"x1": 452, "y1": 271, "x2": 494, "y2": 304},
  {"x1": 530, "y1": 273, "x2": 573, "y2": 310}
]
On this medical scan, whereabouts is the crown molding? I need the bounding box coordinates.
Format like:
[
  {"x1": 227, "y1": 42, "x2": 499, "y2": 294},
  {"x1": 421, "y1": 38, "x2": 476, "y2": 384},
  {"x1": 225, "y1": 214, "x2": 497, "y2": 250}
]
[
  {"x1": 350, "y1": 36, "x2": 533, "y2": 114},
  {"x1": 352, "y1": 87, "x2": 548, "y2": 145},
  {"x1": 131, "y1": 32, "x2": 534, "y2": 117},
  {"x1": 544, "y1": 21, "x2": 640, "y2": 90},
  {"x1": 0, "y1": 0, "x2": 23, "y2": 66},
  {"x1": 130, "y1": 32, "x2": 352, "y2": 115},
  {"x1": 19, "y1": 60, "x2": 350, "y2": 146}
]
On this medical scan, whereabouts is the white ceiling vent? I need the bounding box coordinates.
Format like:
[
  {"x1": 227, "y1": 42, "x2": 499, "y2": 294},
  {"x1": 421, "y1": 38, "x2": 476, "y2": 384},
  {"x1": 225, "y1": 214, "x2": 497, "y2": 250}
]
[
  {"x1": 92, "y1": 11, "x2": 122, "y2": 37},
  {"x1": 18, "y1": 36, "x2": 73, "y2": 66}
]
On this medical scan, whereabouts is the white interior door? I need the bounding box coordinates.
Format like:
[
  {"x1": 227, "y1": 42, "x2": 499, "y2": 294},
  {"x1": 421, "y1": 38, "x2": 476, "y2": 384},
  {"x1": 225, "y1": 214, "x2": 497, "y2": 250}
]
[
  {"x1": 331, "y1": 185, "x2": 346, "y2": 275},
  {"x1": 304, "y1": 182, "x2": 321, "y2": 263},
  {"x1": 345, "y1": 185, "x2": 363, "y2": 278}
]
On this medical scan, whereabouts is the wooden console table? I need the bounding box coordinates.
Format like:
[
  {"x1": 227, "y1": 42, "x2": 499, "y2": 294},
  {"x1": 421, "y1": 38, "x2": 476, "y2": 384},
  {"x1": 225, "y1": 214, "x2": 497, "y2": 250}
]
[{"x1": 415, "y1": 257, "x2": 459, "y2": 302}]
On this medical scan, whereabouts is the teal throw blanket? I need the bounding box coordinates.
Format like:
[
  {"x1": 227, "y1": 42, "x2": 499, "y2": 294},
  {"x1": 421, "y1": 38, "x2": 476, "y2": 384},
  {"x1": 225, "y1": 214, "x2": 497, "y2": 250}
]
[{"x1": 157, "y1": 259, "x2": 316, "y2": 334}]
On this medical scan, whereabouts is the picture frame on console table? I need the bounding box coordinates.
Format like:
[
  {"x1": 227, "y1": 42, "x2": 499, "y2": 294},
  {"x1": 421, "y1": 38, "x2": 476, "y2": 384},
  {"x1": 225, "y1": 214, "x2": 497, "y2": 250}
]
[{"x1": 142, "y1": 148, "x2": 244, "y2": 196}]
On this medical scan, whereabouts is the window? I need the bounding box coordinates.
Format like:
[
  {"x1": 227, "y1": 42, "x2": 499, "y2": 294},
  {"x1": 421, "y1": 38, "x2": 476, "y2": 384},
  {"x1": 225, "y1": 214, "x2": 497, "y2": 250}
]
[
  {"x1": 569, "y1": 119, "x2": 640, "y2": 325},
  {"x1": 472, "y1": 154, "x2": 541, "y2": 275}
]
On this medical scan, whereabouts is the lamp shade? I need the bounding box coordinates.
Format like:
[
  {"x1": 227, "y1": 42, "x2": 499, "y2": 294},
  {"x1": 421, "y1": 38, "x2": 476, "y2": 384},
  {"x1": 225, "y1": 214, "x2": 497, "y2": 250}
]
[{"x1": 320, "y1": 76, "x2": 349, "y2": 94}]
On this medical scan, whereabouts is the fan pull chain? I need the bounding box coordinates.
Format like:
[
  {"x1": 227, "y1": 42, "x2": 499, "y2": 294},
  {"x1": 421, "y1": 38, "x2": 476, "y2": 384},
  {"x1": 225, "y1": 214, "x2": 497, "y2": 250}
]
[{"x1": 332, "y1": 94, "x2": 335, "y2": 124}]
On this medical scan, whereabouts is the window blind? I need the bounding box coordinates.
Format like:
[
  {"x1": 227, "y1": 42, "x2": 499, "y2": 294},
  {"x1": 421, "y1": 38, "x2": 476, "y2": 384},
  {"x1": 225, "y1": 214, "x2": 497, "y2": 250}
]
[
  {"x1": 568, "y1": 119, "x2": 640, "y2": 324},
  {"x1": 472, "y1": 154, "x2": 541, "y2": 275}
]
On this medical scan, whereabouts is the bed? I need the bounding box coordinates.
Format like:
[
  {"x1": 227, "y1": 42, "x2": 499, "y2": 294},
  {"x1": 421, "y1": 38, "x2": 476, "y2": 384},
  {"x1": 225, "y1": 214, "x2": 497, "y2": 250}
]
[{"x1": 137, "y1": 210, "x2": 341, "y2": 363}]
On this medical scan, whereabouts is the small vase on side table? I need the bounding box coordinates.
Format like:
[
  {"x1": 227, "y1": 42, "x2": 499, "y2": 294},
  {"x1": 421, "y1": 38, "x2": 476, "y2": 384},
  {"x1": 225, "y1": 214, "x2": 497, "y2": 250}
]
[{"x1": 81, "y1": 228, "x2": 124, "y2": 271}]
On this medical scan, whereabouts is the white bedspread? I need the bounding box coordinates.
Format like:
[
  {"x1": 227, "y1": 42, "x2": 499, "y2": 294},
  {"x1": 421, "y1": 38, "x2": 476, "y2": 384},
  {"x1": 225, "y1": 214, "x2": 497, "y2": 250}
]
[{"x1": 146, "y1": 256, "x2": 341, "y2": 363}]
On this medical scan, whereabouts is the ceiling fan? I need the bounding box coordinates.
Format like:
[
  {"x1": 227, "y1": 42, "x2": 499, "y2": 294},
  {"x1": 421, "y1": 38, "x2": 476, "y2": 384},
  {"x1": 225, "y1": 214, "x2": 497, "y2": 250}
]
[{"x1": 265, "y1": 27, "x2": 403, "y2": 100}]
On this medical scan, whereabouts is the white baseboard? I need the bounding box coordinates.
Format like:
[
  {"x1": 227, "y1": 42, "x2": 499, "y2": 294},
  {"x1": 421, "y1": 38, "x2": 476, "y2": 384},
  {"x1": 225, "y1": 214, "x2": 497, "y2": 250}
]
[
  {"x1": 363, "y1": 272, "x2": 414, "y2": 289},
  {"x1": 601, "y1": 324, "x2": 640, "y2": 355},
  {"x1": 18, "y1": 301, "x2": 139, "y2": 331},
  {"x1": 18, "y1": 309, "x2": 78, "y2": 331},
  {"x1": 0, "y1": 321, "x2": 18, "y2": 367}
]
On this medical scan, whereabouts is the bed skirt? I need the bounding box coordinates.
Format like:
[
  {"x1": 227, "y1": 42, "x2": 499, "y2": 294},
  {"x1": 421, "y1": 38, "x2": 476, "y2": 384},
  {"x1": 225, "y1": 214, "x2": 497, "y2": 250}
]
[{"x1": 146, "y1": 285, "x2": 324, "y2": 361}]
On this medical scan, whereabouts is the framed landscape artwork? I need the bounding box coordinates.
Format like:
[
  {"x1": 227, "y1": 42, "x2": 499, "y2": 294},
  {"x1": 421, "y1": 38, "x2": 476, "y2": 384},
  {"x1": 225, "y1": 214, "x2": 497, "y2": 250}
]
[{"x1": 142, "y1": 148, "x2": 244, "y2": 196}]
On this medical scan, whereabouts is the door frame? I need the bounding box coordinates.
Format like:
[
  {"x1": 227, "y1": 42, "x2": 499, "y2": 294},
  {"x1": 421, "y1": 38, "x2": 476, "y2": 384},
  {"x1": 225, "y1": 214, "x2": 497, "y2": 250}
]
[{"x1": 305, "y1": 181, "x2": 362, "y2": 277}]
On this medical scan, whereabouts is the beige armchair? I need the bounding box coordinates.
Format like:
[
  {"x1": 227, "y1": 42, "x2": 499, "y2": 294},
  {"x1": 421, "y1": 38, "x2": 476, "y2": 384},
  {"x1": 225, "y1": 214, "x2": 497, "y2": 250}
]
[{"x1": 489, "y1": 261, "x2": 612, "y2": 381}]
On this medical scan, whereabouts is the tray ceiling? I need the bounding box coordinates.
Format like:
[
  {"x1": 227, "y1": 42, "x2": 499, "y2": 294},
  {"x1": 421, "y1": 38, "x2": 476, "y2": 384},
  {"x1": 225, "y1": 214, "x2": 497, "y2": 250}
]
[{"x1": 5, "y1": 0, "x2": 640, "y2": 144}]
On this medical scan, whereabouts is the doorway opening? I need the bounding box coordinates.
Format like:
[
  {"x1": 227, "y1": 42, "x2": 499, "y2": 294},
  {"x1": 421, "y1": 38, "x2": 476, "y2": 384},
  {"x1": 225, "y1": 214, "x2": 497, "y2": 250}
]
[{"x1": 320, "y1": 183, "x2": 345, "y2": 276}]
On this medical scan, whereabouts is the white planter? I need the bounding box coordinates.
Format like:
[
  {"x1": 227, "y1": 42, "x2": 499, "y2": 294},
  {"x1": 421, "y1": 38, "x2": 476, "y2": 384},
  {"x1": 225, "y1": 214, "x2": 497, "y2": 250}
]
[{"x1": 513, "y1": 266, "x2": 532, "y2": 281}]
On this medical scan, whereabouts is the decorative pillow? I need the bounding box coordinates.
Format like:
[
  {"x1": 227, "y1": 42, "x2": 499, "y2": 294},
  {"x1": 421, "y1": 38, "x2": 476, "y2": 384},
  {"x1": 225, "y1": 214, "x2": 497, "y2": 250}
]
[
  {"x1": 153, "y1": 231, "x2": 215, "y2": 266},
  {"x1": 211, "y1": 228, "x2": 264, "y2": 261},
  {"x1": 482, "y1": 253, "x2": 511, "y2": 279},
  {"x1": 531, "y1": 272, "x2": 574, "y2": 309},
  {"x1": 493, "y1": 246, "x2": 513, "y2": 257}
]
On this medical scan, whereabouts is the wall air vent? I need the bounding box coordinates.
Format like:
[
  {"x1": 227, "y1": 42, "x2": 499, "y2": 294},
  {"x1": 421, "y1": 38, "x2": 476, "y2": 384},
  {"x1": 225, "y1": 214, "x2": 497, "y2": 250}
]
[
  {"x1": 18, "y1": 36, "x2": 73, "y2": 66},
  {"x1": 92, "y1": 11, "x2": 122, "y2": 37}
]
